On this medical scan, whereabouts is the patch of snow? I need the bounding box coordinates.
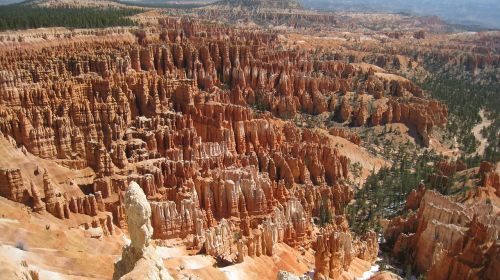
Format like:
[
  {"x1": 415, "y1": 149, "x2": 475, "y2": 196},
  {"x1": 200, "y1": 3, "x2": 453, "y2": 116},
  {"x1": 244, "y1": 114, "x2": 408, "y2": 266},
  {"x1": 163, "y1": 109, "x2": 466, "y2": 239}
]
[
  {"x1": 220, "y1": 267, "x2": 241, "y2": 279},
  {"x1": 377, "y1": 234, "x2": 385, "y2": 243},
  {"x1": 122, "y1": 235, "x2": 131, "y2": 246},
  {"x1": 155, "y1": 246, "x2": 184, "y2": 259},
  {"x1": 0, "y1": 244, "x2": 26, "y2": 260},
  {"x1": 356, "y1": 258, "x2": 381, "y2": 280},
  {"x1": 0, "y1": 217, "x2": 20, "y2": 224},
  {"x1": 0, "y1": 245, "x2": 66, "y2": 280},
  {"x1": 33, "y1": 265, "x2": 67, "y2": 280},
  {"x1": 180, "y1": 255, "x2": 213, "y2": 270}
]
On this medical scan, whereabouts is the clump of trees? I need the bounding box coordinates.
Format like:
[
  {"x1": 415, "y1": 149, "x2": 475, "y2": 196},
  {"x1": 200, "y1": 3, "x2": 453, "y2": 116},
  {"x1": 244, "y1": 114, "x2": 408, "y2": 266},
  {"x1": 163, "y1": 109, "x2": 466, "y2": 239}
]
[
  {"x1": 317, "y1": 197, "x2": 332, "y2": 227},
  {"x1": 483, "y1": 115, "x2": 500, "y2": 163},
  {"x1": 0, "y1": 5, "x2": 141, "y2": 31},
  {"x1": 347, "y1": 147, "x2": 442, "y2": 235},
  {"x1": 418, "y1": 69, "x2": 499, "y2": 163}
]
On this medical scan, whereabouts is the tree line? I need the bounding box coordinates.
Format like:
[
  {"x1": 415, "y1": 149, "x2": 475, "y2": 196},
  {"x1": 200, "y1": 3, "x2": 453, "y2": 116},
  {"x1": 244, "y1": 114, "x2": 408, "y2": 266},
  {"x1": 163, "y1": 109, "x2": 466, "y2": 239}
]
[{"x1": 0, "y1": 5, "x2": 141, "y2": 31}]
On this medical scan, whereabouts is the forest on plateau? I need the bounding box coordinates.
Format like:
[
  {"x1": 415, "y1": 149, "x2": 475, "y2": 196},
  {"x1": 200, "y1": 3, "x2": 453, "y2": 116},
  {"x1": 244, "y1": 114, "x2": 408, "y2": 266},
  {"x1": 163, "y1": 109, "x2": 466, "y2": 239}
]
[
  {"x1": 419, "y1": 74, "x2": 500, "y2": 163},
  {"x1": 0, "y1": 4, "x2": 141, "y2": 31}
]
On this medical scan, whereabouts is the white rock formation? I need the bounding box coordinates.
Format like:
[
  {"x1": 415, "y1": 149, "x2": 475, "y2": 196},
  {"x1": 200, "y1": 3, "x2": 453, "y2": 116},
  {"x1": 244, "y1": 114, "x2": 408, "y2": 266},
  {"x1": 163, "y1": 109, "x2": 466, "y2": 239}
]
[
  {"x1": 113, "y1": 181, "x2": 173, "y2": 280},
  {"x1": 277, "y1": 270, "x2": 312, "y2": 280}
]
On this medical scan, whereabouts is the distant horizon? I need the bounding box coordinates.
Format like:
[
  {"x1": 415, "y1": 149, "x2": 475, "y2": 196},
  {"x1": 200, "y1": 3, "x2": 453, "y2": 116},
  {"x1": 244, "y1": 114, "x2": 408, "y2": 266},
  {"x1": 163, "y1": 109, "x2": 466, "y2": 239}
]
[
  {"x1": 1, "y1": 0, "x2": 499, "y2": 29},
  {"x1": 0, "y1": 0, "x2": 24, "y2": 4},
  {"x1": 301, "y1": 0, "x2": 500, "y2": 29}
]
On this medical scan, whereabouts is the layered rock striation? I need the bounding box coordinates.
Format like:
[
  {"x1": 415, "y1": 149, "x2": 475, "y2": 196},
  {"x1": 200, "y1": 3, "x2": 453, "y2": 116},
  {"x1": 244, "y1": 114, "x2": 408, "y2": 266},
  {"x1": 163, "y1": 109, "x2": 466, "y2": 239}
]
[
  {"x1": 385, "y1": 187, "x2": 500, "y2": 280},
  {"x1": 314, "y1": 217, "x2": 378, "y2": 280}
]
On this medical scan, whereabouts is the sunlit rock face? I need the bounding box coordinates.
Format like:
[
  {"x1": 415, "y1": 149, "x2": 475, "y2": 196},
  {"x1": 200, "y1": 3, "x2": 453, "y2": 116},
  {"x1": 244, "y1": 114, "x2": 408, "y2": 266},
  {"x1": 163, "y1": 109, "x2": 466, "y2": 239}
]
[
  {"x1": 313, "y1": 218, "x2": 378, "y2": 280},
  {"x1": 385, "y1": 185, "x2": 500, "y2": 280}
]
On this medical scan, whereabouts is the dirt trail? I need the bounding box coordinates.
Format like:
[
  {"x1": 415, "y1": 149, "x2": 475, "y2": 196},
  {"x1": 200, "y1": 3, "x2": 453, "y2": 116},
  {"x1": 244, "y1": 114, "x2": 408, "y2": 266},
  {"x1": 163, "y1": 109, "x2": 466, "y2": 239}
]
[{"x1": 472, "y1": 109, "x2": 492, "y2": 156}]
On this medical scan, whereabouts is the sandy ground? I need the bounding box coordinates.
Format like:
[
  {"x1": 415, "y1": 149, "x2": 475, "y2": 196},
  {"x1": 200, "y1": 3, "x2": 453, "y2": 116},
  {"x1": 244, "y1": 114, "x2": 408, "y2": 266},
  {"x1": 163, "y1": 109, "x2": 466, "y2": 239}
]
[
  {"x1": 282, "y1": 33, "x2": 345, "y2": 50},
  {"x1": 0, "y1": 135, "x2": 124, "y2": 279},
  {"x1": 0, "y1": 136, "x2": 93, "y2": 197},
  {"x1": 429, "y1": 135, "x2": 460, "y2": 159},
  {"x1": 351, "y1": 62, "x2": 386, "y2": 73},
  {"x1": 159, "y1": 243, "x2": 314, "y2": 280},
  {"x1": 158, "y1": 242, "x2": 374, "y2": 280},
  {"x1": 472, "y1": 109, "x2": 492, "y2": 156},
  {"x1": 316, "y1": 128, "x2": 390, "y2": 184},
  {"x1": 0, "y1": 28, "x2": 135, "y2": 51},
  {"x1": 0, "y1": 197, "x2": 124, "y2": 279}
]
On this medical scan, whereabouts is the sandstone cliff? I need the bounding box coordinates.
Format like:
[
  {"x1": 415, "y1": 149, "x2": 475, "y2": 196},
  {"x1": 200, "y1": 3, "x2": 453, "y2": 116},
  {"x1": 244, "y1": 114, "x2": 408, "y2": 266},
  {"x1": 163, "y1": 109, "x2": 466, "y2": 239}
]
[{"x1": 385, "y1": 186, "x2": 500, "y2": 280}]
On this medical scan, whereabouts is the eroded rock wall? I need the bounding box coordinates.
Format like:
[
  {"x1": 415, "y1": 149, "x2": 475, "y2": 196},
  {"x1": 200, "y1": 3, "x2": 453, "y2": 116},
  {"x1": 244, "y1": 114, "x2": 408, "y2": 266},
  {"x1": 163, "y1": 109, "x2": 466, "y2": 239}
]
[{"x1": 385, "y1": 186, "x2": 500, "y2": 280}]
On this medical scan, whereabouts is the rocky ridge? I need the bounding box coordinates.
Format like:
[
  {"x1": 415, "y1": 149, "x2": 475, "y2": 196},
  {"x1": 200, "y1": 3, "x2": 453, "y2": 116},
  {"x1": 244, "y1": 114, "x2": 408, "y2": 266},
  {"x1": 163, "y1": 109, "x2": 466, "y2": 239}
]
[
  {"x1": 214, "y1": 0, "x2": 303, "y2": 10},
  {"x1": 385, "y1": 174, "x2": 500, "y2": 280}
]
